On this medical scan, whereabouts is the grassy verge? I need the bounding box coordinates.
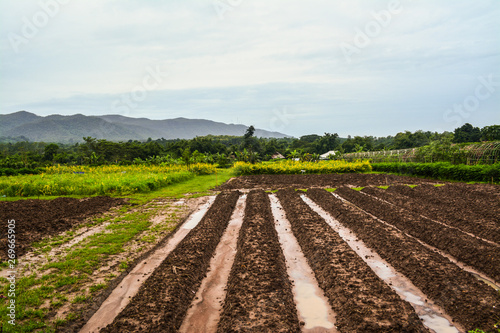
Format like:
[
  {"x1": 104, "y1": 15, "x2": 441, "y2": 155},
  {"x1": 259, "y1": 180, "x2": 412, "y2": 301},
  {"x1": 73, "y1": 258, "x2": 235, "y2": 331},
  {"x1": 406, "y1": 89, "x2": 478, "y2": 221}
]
[{"x1": 0, "y1": 169, "x2": 233, "y2": 332}]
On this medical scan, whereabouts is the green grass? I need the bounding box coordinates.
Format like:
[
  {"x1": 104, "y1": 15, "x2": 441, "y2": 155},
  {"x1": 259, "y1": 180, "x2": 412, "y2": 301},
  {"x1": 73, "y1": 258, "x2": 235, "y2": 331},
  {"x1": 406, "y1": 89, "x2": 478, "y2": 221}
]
[
  {"x1": 0, "y1": 202, "x2": 163, "y2": 332},
  {"x1": 377, "y1": 185, "x2": 389, "y2": 189},
  {"x1": 351, "y1": 187, "x2": 364, "y2": 191},
  {"x1": 325, "y1": 188, "x2": 336, "y2": 192},
  {"x1": 0, "y1": 164, "x2": 219, "y2": 198}
]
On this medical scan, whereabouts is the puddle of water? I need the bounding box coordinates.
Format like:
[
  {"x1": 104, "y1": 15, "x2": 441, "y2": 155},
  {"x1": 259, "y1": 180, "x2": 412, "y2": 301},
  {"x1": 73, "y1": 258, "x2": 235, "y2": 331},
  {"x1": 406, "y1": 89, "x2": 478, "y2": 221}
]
[
  {"x1": 80, "y1": 196, "x2": 216, "y2": 333},
  {"x1": 269, "y1": 194, "x2": 337, "y2": 332},
  {"x1": 179, "y1": 195, "x2": 246, "y2": 333},
  {"x1": 301, "y1": 194, "x2": 461, "y2": 333}
]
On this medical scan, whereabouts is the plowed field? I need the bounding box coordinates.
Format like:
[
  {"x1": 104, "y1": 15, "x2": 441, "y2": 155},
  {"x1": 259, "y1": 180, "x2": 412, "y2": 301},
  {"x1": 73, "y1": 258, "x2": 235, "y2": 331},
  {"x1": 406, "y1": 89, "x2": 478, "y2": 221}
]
[{"x1": 1, "y1": 174, "x2": 499, "y2": 332}]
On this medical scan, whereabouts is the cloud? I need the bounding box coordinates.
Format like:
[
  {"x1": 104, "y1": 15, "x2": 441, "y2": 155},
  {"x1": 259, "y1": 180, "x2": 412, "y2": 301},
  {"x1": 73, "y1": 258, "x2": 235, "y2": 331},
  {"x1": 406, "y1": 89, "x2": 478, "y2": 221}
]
[{"x1": 1, "y1": 0, "x2": 499, "y2": 137}]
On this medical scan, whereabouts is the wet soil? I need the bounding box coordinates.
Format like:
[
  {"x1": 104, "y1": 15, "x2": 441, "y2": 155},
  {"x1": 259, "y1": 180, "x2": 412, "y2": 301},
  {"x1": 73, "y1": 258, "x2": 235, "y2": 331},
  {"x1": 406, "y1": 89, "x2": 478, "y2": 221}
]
[
  {"x1": 218, "y1": 173, "x2": 443, "y2": 190},
  {"x1": 100, "y1": 191, "x2": 240, "y2": 332},
  {"x1": 217, "y1": 190, "x2": 301, "y2": 332},
  {"x1": 335, "y1": 187, "x2": 500, "y2": 282},
  {"x1": 363, "y1": 185, "x2": 500, "y2": 244},
  {"x1": 277, "y1": 188, "x2": 427, "y2": 333},
  {"x1": 306, "y1": 188, "x2": 500, "y2": 332},
  {"x1": 0, "y1": 196, "x2": 127, "y2": 260}
]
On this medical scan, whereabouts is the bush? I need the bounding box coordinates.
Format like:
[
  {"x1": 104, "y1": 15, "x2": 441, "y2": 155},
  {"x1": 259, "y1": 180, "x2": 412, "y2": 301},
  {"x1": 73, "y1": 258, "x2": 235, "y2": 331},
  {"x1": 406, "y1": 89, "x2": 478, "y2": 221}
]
[{"x1": 372, "y1": 162, "x2": 500, "y2": 183}]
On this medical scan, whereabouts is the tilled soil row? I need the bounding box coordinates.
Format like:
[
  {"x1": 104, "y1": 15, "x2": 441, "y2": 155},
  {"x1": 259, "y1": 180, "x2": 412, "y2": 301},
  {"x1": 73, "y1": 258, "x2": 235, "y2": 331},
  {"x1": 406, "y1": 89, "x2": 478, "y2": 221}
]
[
  {"x1": 101, "y1": 191, "x2": 240, "y2": 332},
  {"x1": 276, "y1": 188, "x2": 427, "y2": 333},
  {"x1": 363, "y1": 185, "x2": 500, "y2": 244},
  {"x1": 218, "y1": 173, "x2": 441, "y2": 190},
  {"x1": 388, "y1": 184, "x2": 500, "y2": 226},
  {"x1": 0, "y1": 196, "x2": 127, "y2": 260},
  {"x1": 336, "y1": 187, "x2": 500, "y2": 282},
  {"x1": 217, "y1": 190, "x2": 301, "y2": 332},
  {"x1": 307, "y1": 188, "x2": 500, "y2": 331}
]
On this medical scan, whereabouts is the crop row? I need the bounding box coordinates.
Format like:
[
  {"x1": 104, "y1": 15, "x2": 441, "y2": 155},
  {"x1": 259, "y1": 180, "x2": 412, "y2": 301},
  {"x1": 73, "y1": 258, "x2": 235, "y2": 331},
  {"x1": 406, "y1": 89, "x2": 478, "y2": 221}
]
[
  {"x1": 233, "y1": 159, "x2": 371, "y2": 175},
  {"x1": 0, "y1": 164, "x2": 216, "y2": 197}
]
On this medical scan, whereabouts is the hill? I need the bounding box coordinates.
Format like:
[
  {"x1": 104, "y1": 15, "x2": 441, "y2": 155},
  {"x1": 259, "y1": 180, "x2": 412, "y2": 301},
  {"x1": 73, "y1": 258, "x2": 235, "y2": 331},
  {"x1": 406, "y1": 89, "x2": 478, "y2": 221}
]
[{"x1": 0, "y1": 111, "x2": 291, "y2": 143}]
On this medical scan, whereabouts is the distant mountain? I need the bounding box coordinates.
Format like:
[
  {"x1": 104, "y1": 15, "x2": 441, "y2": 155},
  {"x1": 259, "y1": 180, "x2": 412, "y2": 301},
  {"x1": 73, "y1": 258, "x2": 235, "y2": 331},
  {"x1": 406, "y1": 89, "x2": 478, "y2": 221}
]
[{"x1": 0, "y1": 111, "x2": 291, "y2": 143}]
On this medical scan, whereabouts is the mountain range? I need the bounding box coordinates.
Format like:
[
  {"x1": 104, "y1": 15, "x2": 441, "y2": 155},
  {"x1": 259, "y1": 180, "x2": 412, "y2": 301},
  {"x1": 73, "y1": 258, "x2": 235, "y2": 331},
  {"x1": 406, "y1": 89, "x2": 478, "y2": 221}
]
[{"x1": 0, "y1": 111, "x2": 290, "y2": 143}]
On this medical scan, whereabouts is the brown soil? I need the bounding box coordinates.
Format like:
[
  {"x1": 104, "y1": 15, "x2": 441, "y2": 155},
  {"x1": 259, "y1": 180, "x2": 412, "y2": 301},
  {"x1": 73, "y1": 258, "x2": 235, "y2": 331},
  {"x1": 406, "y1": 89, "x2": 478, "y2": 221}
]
[
  {"x1": 217, "y1": 190, "x2": 301, "y2": 332},
  {"x1": 218, "y1": 173, "x2": 443, "y2": 190},
  {"x1": 306, "y1": 188, "x2": 500, "y2": 332},
  {"x1": 0, "y1": 196, "x2": 128, "y2": 260},
  {"x1": 100, "y1": 191, "x2": 240, "y2": 332},
  {"x1": 277, "y1": 188, "x2": 427, "y2": 333},
  {"x1": 335, "y1": 186, "x2": 500, "y2": 282},
  {"x1": 363, "y1": 185, "x2": 500, "y2": 244}
]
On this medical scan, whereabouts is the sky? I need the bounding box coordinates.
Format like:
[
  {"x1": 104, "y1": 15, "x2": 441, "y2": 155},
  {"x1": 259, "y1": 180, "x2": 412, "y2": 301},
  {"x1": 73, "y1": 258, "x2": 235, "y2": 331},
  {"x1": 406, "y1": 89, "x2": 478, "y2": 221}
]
[{"x1": 0, "y1": 0, "x2": 499, "y2": 138}]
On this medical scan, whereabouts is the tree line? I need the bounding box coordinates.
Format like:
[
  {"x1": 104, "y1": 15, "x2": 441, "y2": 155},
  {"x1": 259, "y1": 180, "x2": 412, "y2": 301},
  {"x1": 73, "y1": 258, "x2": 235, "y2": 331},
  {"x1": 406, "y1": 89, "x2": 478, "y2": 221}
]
[{"x1": 0, "y1": 123, "x2": 498, "y2": 168}]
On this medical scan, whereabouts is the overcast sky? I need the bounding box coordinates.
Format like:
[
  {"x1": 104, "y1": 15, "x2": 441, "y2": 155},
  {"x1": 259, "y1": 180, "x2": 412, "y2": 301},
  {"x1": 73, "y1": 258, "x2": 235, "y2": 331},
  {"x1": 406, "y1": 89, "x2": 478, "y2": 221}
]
[{"x1": 1, "y1": 0, "x2": 499, "y2": 137}]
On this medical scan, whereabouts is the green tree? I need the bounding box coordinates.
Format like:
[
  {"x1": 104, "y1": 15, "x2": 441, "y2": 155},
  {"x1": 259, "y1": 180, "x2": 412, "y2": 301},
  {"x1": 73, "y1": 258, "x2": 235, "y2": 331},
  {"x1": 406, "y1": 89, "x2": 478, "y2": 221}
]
[
  {"x1": 481, "y1": 125, "x2": 500, "y2": 141},
  {"x1": 453, "y1": 123, "x2": 481, "y2": 143},
  {"x1": 43, "y1": 143, "x2": 59, "y2": 161}
]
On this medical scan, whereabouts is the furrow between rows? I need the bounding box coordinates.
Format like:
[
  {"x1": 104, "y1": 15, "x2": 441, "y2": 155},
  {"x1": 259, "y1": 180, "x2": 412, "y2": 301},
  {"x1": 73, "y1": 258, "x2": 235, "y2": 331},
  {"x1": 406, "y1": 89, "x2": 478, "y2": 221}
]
[
  {"x1": 306, "y1": 188, "x2": 500, "y2": 332},
  {"x1": 100, "y1": 191, "x2": 240, "y2": 332},
  {"x1": 336, "y1": 186, "x2": 500, "y2": 282},
  {"x1": 365, "y1": 185, "x2": 500, "y2": 243},
  {"x1": 276, "y1": 188, "x2": 427, "y2": 333},
  {"x1": 217, "y1": 190, "x2": 301, "y2": 332}
]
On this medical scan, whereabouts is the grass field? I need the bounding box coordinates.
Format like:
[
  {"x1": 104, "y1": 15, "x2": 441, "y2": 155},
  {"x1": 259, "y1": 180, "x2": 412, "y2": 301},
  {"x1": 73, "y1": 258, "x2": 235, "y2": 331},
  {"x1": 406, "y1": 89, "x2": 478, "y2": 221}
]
[{"x1": 0, "y1": 164, "x2": 217, "y2": 198}]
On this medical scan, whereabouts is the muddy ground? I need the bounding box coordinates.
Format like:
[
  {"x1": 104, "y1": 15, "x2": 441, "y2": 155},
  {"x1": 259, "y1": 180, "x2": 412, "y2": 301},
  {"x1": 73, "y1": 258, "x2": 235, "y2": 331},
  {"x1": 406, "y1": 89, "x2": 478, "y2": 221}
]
[
  {"x1": 335, "y1": 186, "x2": 500, "y2": 282},
  {"x1": 2, "y1": 174, "x2": 498, "y2": 332},
  {"x1": 307, "y1": 188, "x2": 500, "y2": 331},
  {"x1": 277, "y1": 188, "x2": 427, "y2": 332},
  {"x1": 218, "y1": 173, "x2": 444, "y2": 190},
  {"x1": 217, "y1": 190, "x2": 301, "y2": 332},
  {"x1": 100, "y1": 191, "x2": 240, "y2": 332},
  {"x1": 0, "y1": 196, "x2": 128, "y2": 260}
]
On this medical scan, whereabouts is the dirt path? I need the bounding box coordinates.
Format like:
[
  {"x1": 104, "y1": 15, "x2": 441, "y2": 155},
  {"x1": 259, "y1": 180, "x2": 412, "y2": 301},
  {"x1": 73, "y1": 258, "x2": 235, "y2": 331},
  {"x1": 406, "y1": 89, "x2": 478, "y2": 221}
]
[
  {"x1": 306, "y1": 188, "x2": 500, "y2": 332},
  {"x1": 269, "y1": 194, "x2": 337, "y2": 332},
  {"x1": 277, "y1": 188, "x2": 427, "y2": 333},
  {"x1": 80, "y1": 196, "x2": 216, "y2": 333},
  {"x1": 100, "y1": 191, "x2": 240, "y2": 332},
  {"x1": 217, "y1": 190, "x2": 301, "y2": 332},
  {"x1": 178, "y1": 194, "x2": 246, "y2": 332},
  {"x1": 301, "y1": 194, "x2": 459, "y2": 333}
]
